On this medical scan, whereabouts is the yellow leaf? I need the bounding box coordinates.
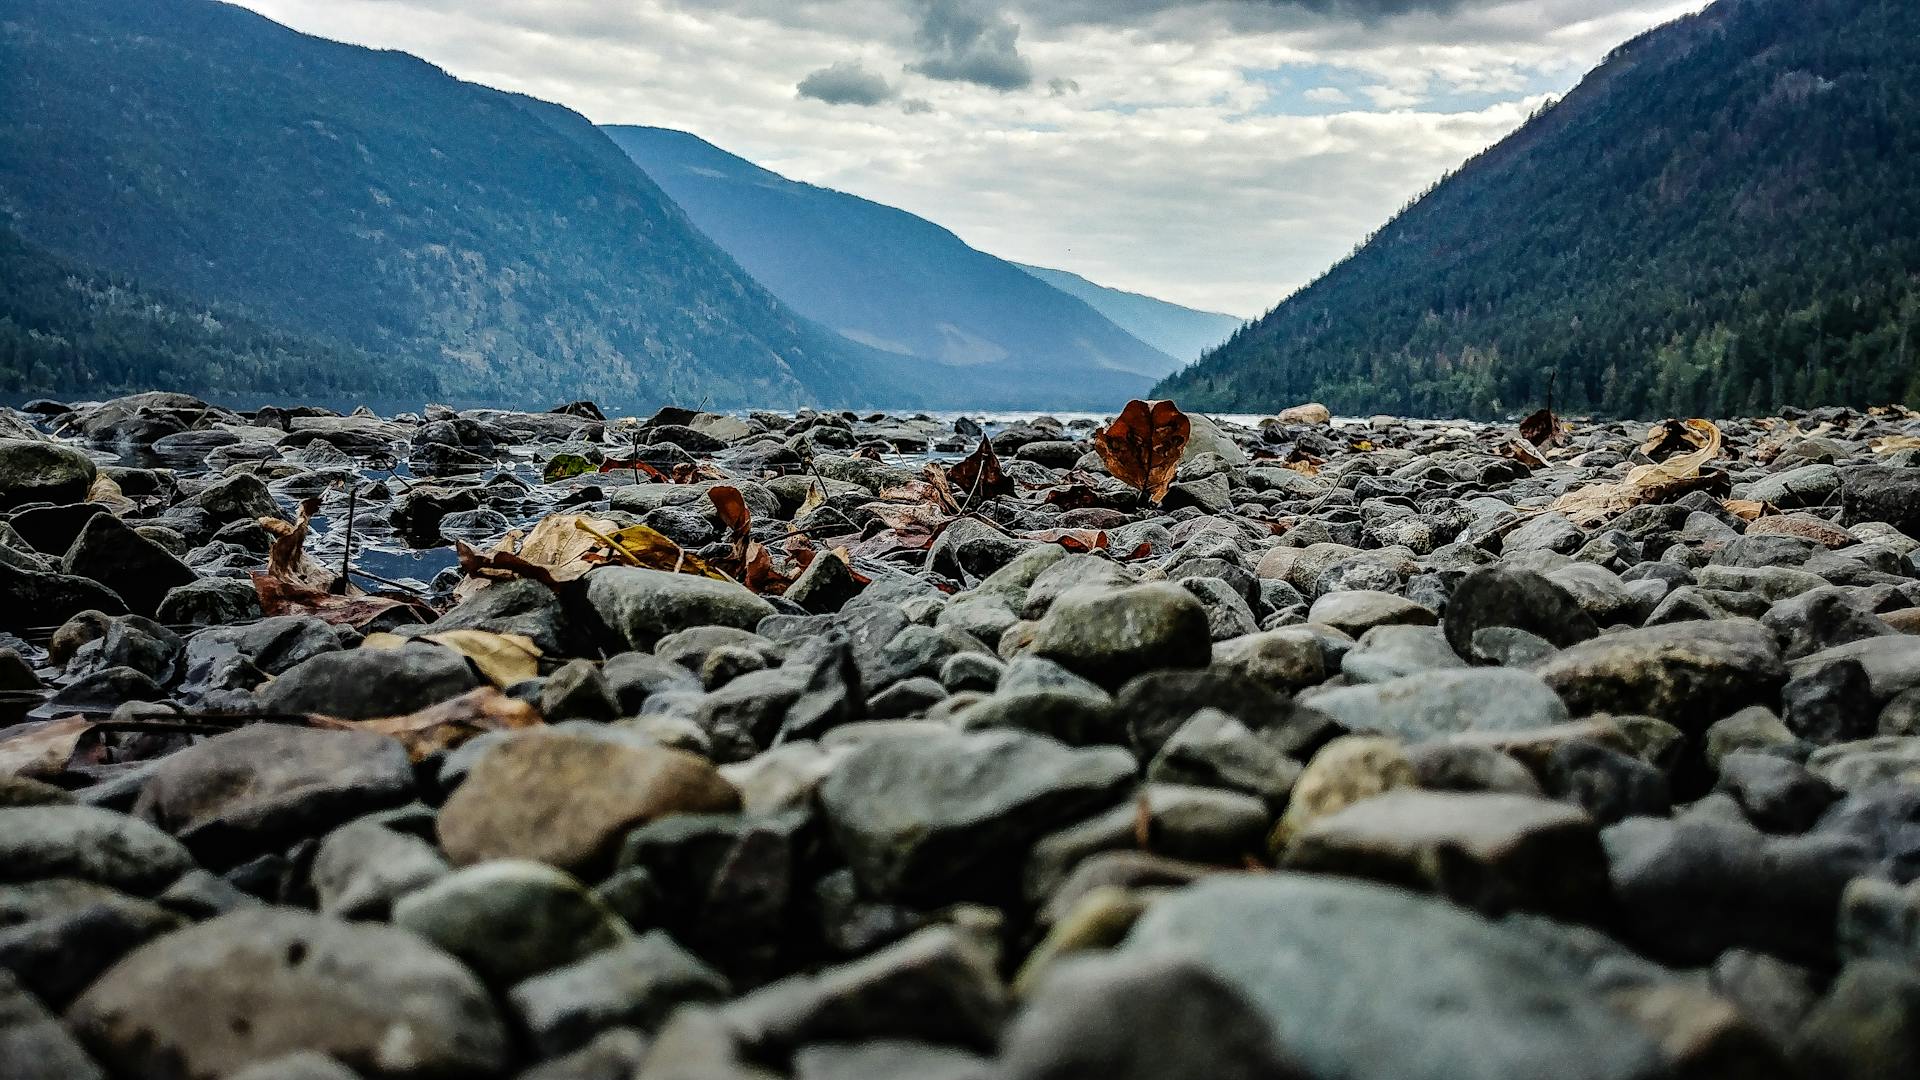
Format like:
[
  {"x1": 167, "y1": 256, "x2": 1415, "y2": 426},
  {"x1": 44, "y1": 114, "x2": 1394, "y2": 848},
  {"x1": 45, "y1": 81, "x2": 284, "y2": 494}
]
[
  {"x1": 1870, "y1": 436, "x2": 1920, "y2": 454},
  {"x1": 363, "y1": 630, "x2": 543, "y2": 687},
  {"x1": 596, "y1": 522, "x2": 729, "y2": 581}
]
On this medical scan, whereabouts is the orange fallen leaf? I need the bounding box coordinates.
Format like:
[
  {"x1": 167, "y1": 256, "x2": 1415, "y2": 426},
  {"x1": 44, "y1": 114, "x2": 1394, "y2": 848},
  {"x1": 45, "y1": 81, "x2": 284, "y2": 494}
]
[
  {"x1": 1094, "y1": 399, "x2": 1191, "y2": 506},
  {"x1": 0, "y1": 717, "x2": 96, "y2": 780},
  {"x1": 945, "y1": 437, "x2": 1014, "y2": 508}
]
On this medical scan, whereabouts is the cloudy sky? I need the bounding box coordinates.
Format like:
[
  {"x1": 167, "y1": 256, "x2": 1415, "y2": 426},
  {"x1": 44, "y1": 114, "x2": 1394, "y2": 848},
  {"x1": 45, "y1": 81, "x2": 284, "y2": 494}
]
[{"x1": 231, "y1": 0, "x2": 1705, "y2": 317}]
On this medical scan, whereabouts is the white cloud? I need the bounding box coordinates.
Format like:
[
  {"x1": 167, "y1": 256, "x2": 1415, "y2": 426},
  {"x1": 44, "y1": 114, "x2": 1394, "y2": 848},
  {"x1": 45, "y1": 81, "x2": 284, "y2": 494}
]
[{"x1": 227, "y1": 0, "x2": 1706, "y2": 315}]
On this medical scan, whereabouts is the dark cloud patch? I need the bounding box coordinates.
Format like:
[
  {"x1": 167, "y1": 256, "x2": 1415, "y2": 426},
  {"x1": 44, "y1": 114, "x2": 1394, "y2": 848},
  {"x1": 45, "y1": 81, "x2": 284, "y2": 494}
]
[
  {"x1": 908, "y1": 0, "x2": 1035, "y2": 91},
  {"x1": 797, "y1": 59, "x2": 896, "y2": 106},
  {"x1": 901, "y1": 98, "x2": 936, "y2": 114},
  {"x1": 1048, "y1": 77, "x2": 1082, "y2": 96},
  {"x1": 1023, "y1": 0, "x2": 1478, "y2": 31}
]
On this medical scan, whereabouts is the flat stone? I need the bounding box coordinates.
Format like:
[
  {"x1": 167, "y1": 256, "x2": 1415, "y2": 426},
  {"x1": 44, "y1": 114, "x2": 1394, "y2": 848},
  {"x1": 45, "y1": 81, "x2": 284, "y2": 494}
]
[
  {"x1": 133, "y1": 725, "x2": 415, "y2": 868},
  {"x1": 437, "y1": 732, "x2": 740, "y2": 875},
  {"x1": 1121, "y1": 874, "x2": 1667, "y2": 1080},
  {"x1": 256, "y1": 643, "x2": 483, "y2": 720},
  {"x1": 1282, "y1": 789, "x2": 1608, "y2": 919},
  {"x1": 1535, "y1": 620, "x2": 1786, "y2": 731},
  {"x1": 1303, "y1": 668, "x2": 1569, "y2": 740},
  {"x1": 508, "y1": 930, "x2": 730, "y2": 1057},
  {"x1": 1028, "y1": 582, "x2": 1211, "y2": 689},
  {"x1": 67, "y1": 908, "x2": 509, "y2": 1079}
]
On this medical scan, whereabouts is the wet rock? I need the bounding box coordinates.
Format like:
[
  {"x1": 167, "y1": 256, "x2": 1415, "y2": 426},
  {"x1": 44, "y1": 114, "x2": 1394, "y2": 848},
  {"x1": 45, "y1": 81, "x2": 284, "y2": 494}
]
[
  {"x1": 157, "y1": 577, "x2": 263, "y2": 627},
  {"x1": 67, "y1": 907, "x2": 510, "y2": 1079},
  {"x1": 429, "y1": 577, "x2": 571, "y2": 654},
  {"x1": 0, "y1": 439, "x2": 96, "y2": 511}
]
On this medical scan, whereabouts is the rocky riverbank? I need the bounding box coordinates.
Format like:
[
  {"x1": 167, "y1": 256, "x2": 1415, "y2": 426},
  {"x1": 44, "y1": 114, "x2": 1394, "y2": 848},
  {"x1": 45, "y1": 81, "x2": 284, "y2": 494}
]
[{"x1": 4, "y1": 391, "x2": 1920, "y2": 1079}]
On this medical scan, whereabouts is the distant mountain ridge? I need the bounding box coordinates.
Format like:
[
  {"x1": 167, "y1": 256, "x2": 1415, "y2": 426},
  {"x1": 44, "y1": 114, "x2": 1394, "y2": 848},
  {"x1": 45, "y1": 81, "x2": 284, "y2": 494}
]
[
  {"x1": 1014, "y1": 263, "x2": 1242, "y2": 366},
  {"x1": 1157, "y1": 0, "x2": 1920, "y2": 418},
  {"x1": 604, "y1": 125, "x2": 1177, "y2": 408},
  {"x1": 0, "y1": 0, "x2": 906, "y2": 409}
]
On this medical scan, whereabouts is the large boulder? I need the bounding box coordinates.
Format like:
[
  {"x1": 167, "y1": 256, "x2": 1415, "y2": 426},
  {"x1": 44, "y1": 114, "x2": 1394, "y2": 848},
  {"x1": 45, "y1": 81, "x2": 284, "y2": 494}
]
[
  {"x1": 0, "y1": 439, "x2": 95, "y2": 511},
  {"x1": 66, "y1": 908, "x2": 510, "y2": 1079},
  {"x1": 60, "y1": 513, "x2": 198, "y2": 617}
]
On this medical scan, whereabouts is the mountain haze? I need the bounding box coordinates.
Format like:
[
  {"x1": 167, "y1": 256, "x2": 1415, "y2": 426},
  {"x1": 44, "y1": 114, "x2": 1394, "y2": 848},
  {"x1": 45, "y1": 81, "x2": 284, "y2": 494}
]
[
  {"x1": 604, "y1": 125, "x2": 1174, "y2": 408},
  {"x1": 0, "y1": 0, "x2": 901, "y2": 409},
  {"x1": 1015, "y1": 263, "x2": 1242, "y2": 367},
  {"x1": 1158, "y1": 0, "x2": 1920, "y2": 419}
]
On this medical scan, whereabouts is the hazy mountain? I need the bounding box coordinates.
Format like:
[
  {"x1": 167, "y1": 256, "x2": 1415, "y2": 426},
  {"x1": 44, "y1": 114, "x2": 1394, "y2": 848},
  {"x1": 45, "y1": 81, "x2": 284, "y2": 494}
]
[
  {"x1": 604, "y1": 125, "x2": 1174, "y2": 408},
  {"x1": 1015, "y1": 263, "x2": 1242, "y2": 367},
  {"x1": 0, "y1": 0, "x2": 905, "y2": 410},
  {"x1": 1157, "y1": 0, "x2": 1920, "y2": 418}
]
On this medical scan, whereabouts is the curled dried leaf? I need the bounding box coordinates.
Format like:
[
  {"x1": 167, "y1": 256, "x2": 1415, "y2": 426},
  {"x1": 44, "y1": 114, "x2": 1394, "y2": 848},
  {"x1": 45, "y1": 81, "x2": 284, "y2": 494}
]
[
  {"x1": 0, "y1": 717, "x2": 96, "y2": 780},
  {"x1": 311, "y1": 687, "x2": 542, "y2": 761},
  {"x1": 945, "y1": 437, "x2": 1014, "y2": 508},
  {"x1": 1094, "y1": 399, "x2": 1191, "y2": 505},
  {"x1": 1549, "y1": 419, "x2": 1724, "y2": 526},
  {"x1": 253, "y1": 573, "x2": 434, "y2": 630}
]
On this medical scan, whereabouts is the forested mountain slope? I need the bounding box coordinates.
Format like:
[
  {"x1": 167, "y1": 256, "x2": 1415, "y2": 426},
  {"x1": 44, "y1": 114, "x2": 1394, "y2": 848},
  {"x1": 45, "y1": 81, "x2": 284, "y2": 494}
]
[
  {"x1": 0, "y1": 0, "x2": 895, "y2": 409},
  {"x1": 1157, "y1": 0, "x2": 1920, "y2": 419}
]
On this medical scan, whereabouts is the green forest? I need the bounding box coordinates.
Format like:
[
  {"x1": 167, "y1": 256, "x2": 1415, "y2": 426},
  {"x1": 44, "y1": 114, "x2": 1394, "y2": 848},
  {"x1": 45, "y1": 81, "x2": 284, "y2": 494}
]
[{"x1": 1156, "y1": 0, "x2": 1920, "y2": 419}]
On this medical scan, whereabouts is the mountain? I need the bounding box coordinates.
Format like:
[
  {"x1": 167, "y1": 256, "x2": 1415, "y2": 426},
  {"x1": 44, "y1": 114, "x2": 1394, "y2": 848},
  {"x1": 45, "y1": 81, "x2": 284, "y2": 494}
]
[
  {"x1": 1015, "y1": 263, "x2": 1242, "y2": 366},
  {"x1": 603, "y1": 125, "x2": 1174, "y2": 408},
  {"x1": 1157, "y1": 0, "x2": 1920, "y2": 419},
  {"x1": 0, "y1": 0, "x2": 903, "y2": 410}
]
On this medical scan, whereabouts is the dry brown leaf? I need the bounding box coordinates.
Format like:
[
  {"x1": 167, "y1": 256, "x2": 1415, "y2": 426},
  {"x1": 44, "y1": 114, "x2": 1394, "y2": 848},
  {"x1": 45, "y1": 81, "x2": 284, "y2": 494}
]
[
  {"x1": 920, "y1": 463, "x2": 962, "y2": 513},
  {"x1": 595, "y1": 522, "x2": 730, "y2": 581},
  {"x1": 1550, "y1": 419, "x2": 1724, "y2": 526},
  {"x1": 709, "y1": 486, "x2": 752, "y2": 540},
  {"x1": 0, "y1": 717, "x2": 95, "y2": 780},
  {"x1": 86, "y1": 473, "x2": 137, "y2": 516},
  {"x1": 363, "y1": 629, "x2": 543, "y2": 687},
  {"x1": 1503, "y1": 439, "x2": 1549, "y2": 470},
  {"x1": 1094, "y1": 400, "x2": 1191, "y2": 505},
  {"x1": 259, "y1": 497, "x2": 341, "y2": 593},
  {"x1": 1722, "y1": 499, "x2": 1769, "y2": 522},
  {"x1": 312, "y1": 687, "x2": 542, "y2": 761},
  {"x1": 945, "y1": 436, "x2": 1015, "y2": 508},
  {"x1": 1019, "y1": 528, "x2": 1110, "y2": 553},
  {"x1": 254, "y1": 574, "x2": 432, "y2": 630},
  {"x1": 1870, "y1": 436, "x2": 1920, "y2": 454},
  {"x1": 1518, "y1": 407, "x2": 1561, "y2": 448}
]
